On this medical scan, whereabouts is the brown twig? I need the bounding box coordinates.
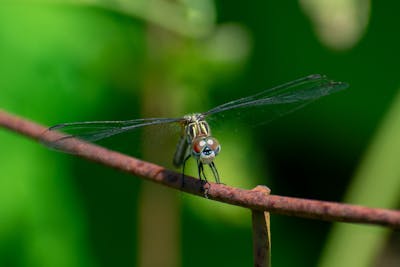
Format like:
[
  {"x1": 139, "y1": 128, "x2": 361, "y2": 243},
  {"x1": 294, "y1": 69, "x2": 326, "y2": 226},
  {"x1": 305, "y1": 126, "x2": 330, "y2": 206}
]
[
  {"x1": 252, "y1": 186, "x2": 271, "y2": 267},
  {"x1": 1, "y1": 109, "x2": 400, "y2": 229}
]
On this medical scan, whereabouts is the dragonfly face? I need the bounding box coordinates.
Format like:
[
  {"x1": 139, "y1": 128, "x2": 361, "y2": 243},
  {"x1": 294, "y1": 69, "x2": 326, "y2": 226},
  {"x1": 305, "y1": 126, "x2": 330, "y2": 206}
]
[
  {"x1": 45, "y1": 74, "x2": 349, "y2": 185},
  {"x1": 191, "y1": 136, "x2": 221, "y2": 164}
]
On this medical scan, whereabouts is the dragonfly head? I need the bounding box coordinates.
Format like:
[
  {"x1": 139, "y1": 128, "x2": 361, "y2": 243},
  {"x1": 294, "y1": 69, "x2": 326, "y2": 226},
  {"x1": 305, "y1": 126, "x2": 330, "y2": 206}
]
[{"x1": 191, "y1": 136, "x2": 221, "y2": 164}]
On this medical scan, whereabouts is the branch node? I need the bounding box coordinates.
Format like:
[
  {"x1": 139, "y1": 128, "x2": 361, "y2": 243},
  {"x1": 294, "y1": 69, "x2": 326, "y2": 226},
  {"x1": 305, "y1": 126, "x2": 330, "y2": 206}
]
[{"x1": 252, "y1": 185, "x2": 271, "y2": 195}]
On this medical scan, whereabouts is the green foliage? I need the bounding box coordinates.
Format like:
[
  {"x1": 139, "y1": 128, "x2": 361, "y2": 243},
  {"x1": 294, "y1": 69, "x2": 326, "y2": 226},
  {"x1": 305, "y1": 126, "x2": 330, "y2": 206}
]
[{"x1": 1, "y1": 1, "x2": 400, "y2": 267}]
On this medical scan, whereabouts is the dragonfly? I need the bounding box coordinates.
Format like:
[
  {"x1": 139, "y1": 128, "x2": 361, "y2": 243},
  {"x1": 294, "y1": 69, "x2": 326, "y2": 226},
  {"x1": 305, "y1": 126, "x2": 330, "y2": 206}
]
[{"x1": 46, "y1": 74, "x2": 348, "y2": 184}]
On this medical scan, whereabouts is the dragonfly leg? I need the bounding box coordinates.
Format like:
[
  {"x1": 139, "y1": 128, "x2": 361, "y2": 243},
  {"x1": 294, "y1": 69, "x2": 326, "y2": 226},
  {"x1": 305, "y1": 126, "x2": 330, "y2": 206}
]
[
  {"x1": 197, "y1": 161, "x2": 211, "y2": 198},
  {"x1": 197, "y1": 161, "x2": 208, "y2": 182},
  {"x1": 181, "y1": 154, "x2": 191, "y2": 188},
  {"x1": 209, "y1": 162, "x2": 221, "y2": 184}
]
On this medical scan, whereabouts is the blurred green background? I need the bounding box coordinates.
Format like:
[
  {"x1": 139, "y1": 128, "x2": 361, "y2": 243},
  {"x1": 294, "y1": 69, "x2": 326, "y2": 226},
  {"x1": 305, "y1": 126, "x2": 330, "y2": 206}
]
[{"x1": 1, "y1": 1, "x2": 400, "y2": 266}]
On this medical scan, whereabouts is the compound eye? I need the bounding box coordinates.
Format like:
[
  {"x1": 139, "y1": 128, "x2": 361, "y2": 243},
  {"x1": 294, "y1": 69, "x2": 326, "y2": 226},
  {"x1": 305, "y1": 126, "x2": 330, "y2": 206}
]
[
  {"x1": 193, "y1": 138, "x2": 207, "y2": 153},
  {"x1": 206, "y1": 137, "x2": 220, "y2": 151}
]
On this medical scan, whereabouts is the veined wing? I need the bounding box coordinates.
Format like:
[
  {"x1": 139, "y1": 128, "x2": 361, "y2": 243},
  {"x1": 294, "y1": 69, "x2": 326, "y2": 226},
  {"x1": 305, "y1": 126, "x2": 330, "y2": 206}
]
[
  {"x1": 203, "y1": 74, "x2": 348, "y2": 119},
  {"x1": 44, "y1": 117, "x2": 183, "y2": 148}
]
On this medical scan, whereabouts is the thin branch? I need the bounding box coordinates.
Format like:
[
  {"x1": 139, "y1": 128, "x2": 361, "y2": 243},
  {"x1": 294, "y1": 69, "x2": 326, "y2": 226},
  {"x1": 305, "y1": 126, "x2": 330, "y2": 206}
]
[
  {"x1": 1, "y1": 109, "x2": 400, "y2": 229},
  {"x1": 252, "y1": 186, "x2": 271, "y2": 267}
]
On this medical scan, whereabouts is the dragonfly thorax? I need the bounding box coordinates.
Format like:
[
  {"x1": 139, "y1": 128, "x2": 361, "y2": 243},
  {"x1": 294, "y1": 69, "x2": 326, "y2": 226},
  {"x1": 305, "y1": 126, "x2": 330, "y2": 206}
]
[{"x1": 183, "y1": 113, "x2": 210, "y2": 143}]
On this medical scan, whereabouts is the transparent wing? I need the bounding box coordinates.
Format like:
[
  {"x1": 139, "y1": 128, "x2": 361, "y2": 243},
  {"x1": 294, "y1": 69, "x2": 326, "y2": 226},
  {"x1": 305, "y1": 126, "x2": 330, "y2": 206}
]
[
  {"x1": 203, "y1": 74, "x2": 348, "y2": 120},
  {"x1": 43, "y1": 74, "x2": 347, "y2": 150},
  {"x1": 43, "y1": 117, "x2": 183, "y2": 149}
]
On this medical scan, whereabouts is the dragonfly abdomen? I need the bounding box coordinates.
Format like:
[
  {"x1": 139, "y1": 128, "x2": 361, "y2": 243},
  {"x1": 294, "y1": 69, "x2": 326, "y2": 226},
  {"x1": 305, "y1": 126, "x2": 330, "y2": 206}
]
[{"x1": 173, "y1": 135, "x2": 189, "y2": 167}]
